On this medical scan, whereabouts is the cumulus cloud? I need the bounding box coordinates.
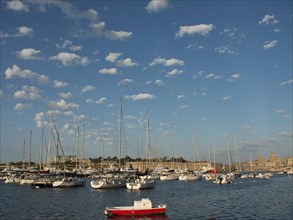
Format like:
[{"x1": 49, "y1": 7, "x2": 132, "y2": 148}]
[
  {"x1": 53, "y1": 80, "x2": 68, "y2": 88},
  {"x1": 125, "y1": 93, "x2": 156, "y2": 101},
  {"x1": 105, "y1": 30, "x2": 133, "y2": 40},
  {"x1": 258, "y1": 14, "x2": 278, "y2": 25},
  {"x1": 149, "y1": 57, "x2": 184, "y2": 66},
  {"x1": 118, "y1": 78, "x2": 133, "y2": 85},
  {"x1": 117, "y1": 58, "x2": 137, "y2": 67},
  {"x1": 5, "y1": 65, "x2": 37, "y2": 79},
  {"x1": 176, "y1": 24, "x2": 215, "y2": 38},
  {"x1": 177, "y1": 95, "x2": 185, "y2": 99},
  {"x1": 81, "y1": 85, "x2": 95, "y2": 94},
  {"x1": 263, "y1": 40, "x2": 278, "y2": 50},
  {"x1": 58, "y1": 92, "x2": 73, "y2": 99},
  {"x1": 214, "y1": 45, "x2": 238, "y2": 54},
  {"x1": 227, "y1": 73, "x2": 241, "y2": 82},
  {"x1": 16, "y1": 48, "x2": 43, "y2": 60},
  {"x1": 205, "y1": 73, "x2": 222, "y2": 79},
  {"x1": 13, "y1": 86, "x2": 41, "y2": 101},
  {"x1": 49, "y1": 52, "x2": 89, "y2": 66},
  {"x1": 56, "y1": 39, "x2": 82, "y2": 52},
  {"x1": 14, "y1": 103, "x2": 32, "y2": 111},
  {"x1": 105, "y1": 52, "x2": 137, "y2": 67},
  {"x1": 145, "y1": 0, "x2": 169, "y2": 13},
  {"x1": 98, "y1": 68, "x2": 118, "y2": 75},
  {"x1": 155, "y1": 79, "x2": 165, "y2": 86},
  {"x1": 1, "y1": 26, "x2": 34, "y2": 38},
  {"x1": 5, "y1": 65, "x2": 50, "y2": 85},
  {"x1": 86, "y1": 97, "x2": 107, "y2": 104},
  {"x1": 105, "y1": 52, "x2": 122, "y2": 62},
  {"x1": 6, "y1": 0, "x2": 29, "y2": 12},
  {"x1": 48, "y1": 99, "x2": 80, "y2": 110},
  {"x1": 96, "y1": 97, "x2": 107, "y2": 104},
  {"x1": 166, "y1": 69, "x2": 184, "y2": 76}
]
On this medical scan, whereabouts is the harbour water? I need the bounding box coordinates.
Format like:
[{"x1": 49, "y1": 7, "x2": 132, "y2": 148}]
[{"x1": 0, "y1": 174, "x2": 292, "y2": 219}]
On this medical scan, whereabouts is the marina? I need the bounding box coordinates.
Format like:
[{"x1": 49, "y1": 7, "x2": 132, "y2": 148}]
[{"x1": 0, "y1": 170, "x2": 292, "y2": 219}]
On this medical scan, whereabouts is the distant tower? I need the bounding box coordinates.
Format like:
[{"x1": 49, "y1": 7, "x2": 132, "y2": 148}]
[
  {"x1": 257, "y1": 153, "x2": 262, "y2": 162},
  {"x1": 269, "y1": 151, "x2": 277, "y2": 161}
]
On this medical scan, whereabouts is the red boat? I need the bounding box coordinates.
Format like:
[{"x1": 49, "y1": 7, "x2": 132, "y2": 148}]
[{"x1": 104, "y1": 198, "x2": 167, "y2": 216}]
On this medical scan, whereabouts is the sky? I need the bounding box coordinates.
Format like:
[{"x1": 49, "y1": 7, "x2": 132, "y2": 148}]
[{"x1": 0, "y1": 0, "x2": 292, "y2": 165}]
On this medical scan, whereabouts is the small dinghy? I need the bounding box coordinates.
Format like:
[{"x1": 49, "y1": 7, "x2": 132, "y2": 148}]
[{"x1": 104, "y1": 198, "x2": 166, "y2": 216}]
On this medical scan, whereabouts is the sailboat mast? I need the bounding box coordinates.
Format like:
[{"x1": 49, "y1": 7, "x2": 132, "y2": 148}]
[
  {"x1": 118, "y1": 97, "x2": 122, "y2": 170},
  {"x1": 146, "y1": 111, "x2": 152, "y2": 167},
  {"x1": 23, "y1": 138, "x2": 26, "y2": 169},
  {"x1": 29, "y1": 130, "x2": 32, "y2": 167}
]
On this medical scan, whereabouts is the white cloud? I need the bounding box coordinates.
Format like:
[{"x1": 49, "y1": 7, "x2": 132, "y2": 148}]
[
  {"x1": 6, "y1": 0, "x2": 29, "y2": 12},
  {"x1": 263, "y1": 40, "x2": 278, "y2": 50},
  {"x1": 117, "y1": 58, "x2": 137, "y2": 67},
  {"x1": 16, "y1": 48, "x2": 43, "y2": 60},
  {"x1": 118, "y1": 78, "x2": 133, "y2": 85},
  {"x1": 125, "y1": 93, "x2": 156, "y2": 101},
  {"x1": 105, "y1": 30, "x2": 133, "y2": 40},
  {"x1": 1, "y1": 26, "x2": 34, "y2": 38},
  {"x1": 17, "y1": 26, "x2": 33, "y2": 37},
  {"x1": 5, "y1": 65, "x2": 37, "y2": 79},
  {"x1": 98, "y1": 68, "x2": 118, "y2": 75},
  {"x1": 231, "y1": 73, "x2": 240, "y2": 79},
  {"x1": 69, "y1": 45, "x2": 82, "y2": 52},
  {"x1": 105, "y1": 52, "x2": 122, "y2": 62},
  {"x1": 53, "y1": 80, "x2": 68, "y2": 88},
  {"x1": 145, "y1": 0, "x2": 169, "y2": 13},
  {"x1": 58, "y1": 92, "x2": 73, "y2": 99},
  {"x1": 73, "y1": 114, "x2": 86, "y2": 122},
  {"x1": 149, "y1": 57, "x2": 184, "y2": 66},
  {"x1": 279, "y1": 79, "x2": 293, "y2": 86},
  {"x1": 176, "y1": 24, "x2": 215, "y2": 38},
  {"x1": 177, "y1": 95, "x2": 185, "y2": 99},
  {"x1": 205, "y1": 73, "x2": 222, "y2": 79},
  {"x1": 49, "y1": 52, "x2": 89, "y2": 66},
  {"x1": 13, "y1": 86, "x2": 41, "y2": 101},
  {"x1": 5, "y1": 65, "x2": 50, "y2": 85},
  {"x1": 222, "y1": 95, "x2": 232, "y2": 101},
  {"x1": 258, "y1": 14, "x2": 278, "y2": 25},
  {"x1": 48, "y1": 99, "x2": 80, "y2": 110},
  {"x1": 96, "y1": 97, "x2": 107, "y2": 104},
  {"x1": 214, "y1": 45, "x2": 238, "y2": 54},
  {"x1": 14, "y1": 103, "x2": 32, "y2": 110},
  {"x1": 34, "y1": 112, "x2": 46, "y2": 128},
  {"x1": 155, "y1": 79, "x2": 165, "y2": 86},
  {"x1": 227, "y1": 73, "x2": 241, "y2": 82},
  {"x1": 81, "y1": 85, "x2": 95, "y2": 94},
  {"x1": 166, "y1": 69, "x2": 184, "y2": 76}
]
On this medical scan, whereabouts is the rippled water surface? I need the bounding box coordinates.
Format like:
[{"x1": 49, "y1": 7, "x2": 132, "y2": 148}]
[{"x1": 1, "y1": 175, "x2": 292, "y2": 219}]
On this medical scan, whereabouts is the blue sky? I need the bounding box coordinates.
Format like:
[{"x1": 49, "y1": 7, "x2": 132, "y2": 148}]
[{"x1": 1, "y1": 0, "x2": 292, "y2": 164}]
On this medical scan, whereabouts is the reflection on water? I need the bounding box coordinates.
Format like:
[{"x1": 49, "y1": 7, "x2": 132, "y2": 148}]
[
  {"x1": 105, "y1": 215, "x2": 167, "y2": 220},
  {"x1": 0, "y1": 175, "x2": 292, "y2": 219}
]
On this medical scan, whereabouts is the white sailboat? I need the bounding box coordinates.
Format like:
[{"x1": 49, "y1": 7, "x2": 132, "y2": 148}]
[
  {"x1": 91, "y1": 177, "x2": 126, "y2": 189},
  {"x1": 126, "y1": 177, "x2": 155, "y2": 190},
  {"x1": 52, "y1": 177, "x2": 86, "y2": 188}
]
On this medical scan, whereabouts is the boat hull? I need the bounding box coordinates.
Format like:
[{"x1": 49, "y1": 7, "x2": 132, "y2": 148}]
[
  {"x1": 126, "y1": 180, "x2": 155, "y2": 190},
  {"x1": 105, "y1": 207, "x2": 166, "y2": 216}
]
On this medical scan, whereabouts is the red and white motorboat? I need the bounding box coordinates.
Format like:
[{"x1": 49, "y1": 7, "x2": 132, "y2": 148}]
[{"x1": 104, "y1": 198, "x2": 167, "y2": 216}]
